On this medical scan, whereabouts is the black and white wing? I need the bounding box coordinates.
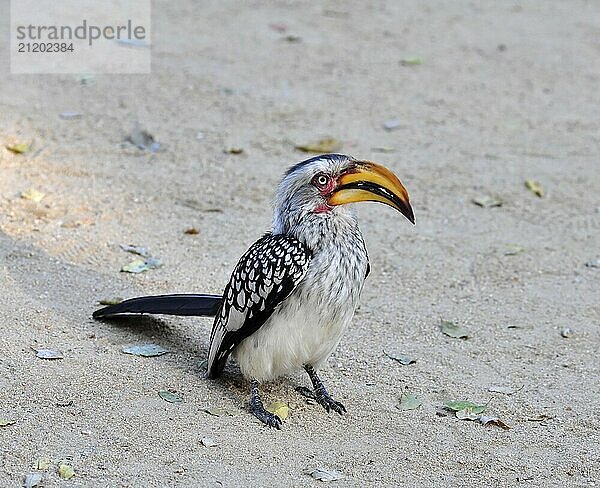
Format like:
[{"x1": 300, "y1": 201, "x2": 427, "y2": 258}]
[{"x1": 206, "y1": 233, "x2": 311, "y2": 378}]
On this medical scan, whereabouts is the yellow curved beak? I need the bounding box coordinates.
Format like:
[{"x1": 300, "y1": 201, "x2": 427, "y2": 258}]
[{"x1": 328, "y1": 161, "x2": 415, "y2": 224}]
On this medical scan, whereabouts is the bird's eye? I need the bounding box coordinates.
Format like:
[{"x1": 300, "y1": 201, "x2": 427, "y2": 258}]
[{"x1": 312, "y1": 173, "x2": 330, "y2": 189}]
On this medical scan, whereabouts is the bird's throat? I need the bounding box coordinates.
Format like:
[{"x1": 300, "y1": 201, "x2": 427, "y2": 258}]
[{"x1": 313, "y1": 204, "x2": 332, "y2": 214}]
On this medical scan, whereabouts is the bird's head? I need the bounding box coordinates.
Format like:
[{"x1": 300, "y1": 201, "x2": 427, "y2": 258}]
[{"x1": 273, "y1": 154, "x2": 414, "y2": 234}]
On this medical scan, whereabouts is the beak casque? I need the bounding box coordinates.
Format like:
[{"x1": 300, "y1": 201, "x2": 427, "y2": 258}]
[{"x1": 328, "y1": 161, "x2": 415, "y2": 224}]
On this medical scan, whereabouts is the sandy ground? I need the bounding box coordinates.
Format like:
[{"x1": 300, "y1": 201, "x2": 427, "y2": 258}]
[{"x1": 1, "y1": 1, "x2": 599, "y2": 487}]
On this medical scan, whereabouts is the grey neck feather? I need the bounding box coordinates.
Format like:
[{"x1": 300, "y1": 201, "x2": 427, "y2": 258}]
[{"x1": 272, "y1": 206, "x2": 360, "y2": 252}]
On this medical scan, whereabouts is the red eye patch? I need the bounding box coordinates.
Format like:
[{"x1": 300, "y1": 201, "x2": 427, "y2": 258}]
[{"x1": 311, "y1": 173, "x2": 335, "y2": 194}]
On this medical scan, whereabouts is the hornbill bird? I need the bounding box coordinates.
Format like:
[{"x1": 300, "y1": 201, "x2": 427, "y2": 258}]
[{"x1": 94, "y1": 154, "x2": 414, "y2": 428}]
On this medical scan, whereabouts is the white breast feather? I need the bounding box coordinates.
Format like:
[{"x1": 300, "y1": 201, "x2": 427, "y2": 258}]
[{"x1": 234, "y1": 220, "x2": 368, "y2": 382}]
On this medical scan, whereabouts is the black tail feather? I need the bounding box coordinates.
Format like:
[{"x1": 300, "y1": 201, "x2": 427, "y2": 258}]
[{"x1": 93, "y1": 294, "x2": 222, "y2": 319}]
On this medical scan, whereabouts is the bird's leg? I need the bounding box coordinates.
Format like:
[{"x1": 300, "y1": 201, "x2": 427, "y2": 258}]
[
  {"x1": 304, "y1": 365, "x2": 346, "y2": 415},
  {"x1": 249, "y1": 380, "x2": 282, "y2": 429}
]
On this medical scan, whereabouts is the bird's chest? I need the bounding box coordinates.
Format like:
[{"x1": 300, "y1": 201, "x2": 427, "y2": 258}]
[
  {"x1": 298, "y1": 238, "x2": 368, "y2": 317},
  {"x1": 276, "y1": 235, "x2": 369, "y2": 358},
  {"x1": 234, "y1": 226, "x2": 369, "y2": 380}
]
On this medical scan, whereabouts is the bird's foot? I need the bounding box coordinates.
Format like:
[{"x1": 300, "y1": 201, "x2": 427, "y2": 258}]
[
  {"x1": 314, "y1": 387, "x2": 346, "y2": 415},
  {"x1": 250, "y1": 380, "x2": 282, "y2": 429},
  {"x1": 250, "y1": 403, "x2": 282, "y2": 429},
  {"x1": 303, "y1": 365, "x2": 347, "y2": 415}
]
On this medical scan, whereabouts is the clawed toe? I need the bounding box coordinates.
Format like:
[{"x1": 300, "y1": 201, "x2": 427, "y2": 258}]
[
  {"x1": 298, "y1": 385, "x2": 346, "y2": 414},
  {"x1": 316, "y1": 393, "x2": 346, "y2": 415},
  {"x1": 250, "y1": 403, "x2": 282, "y2": 429},
  {"x1": 268, "y1": 414, "x2": 282, "y2": 429},
  {"x1": 250, "y1": 380, "x2": 282, "y2": 429},
  {"x1": 257, "y1": 410, "x2": 282, "y2": 429},
  {"x1": 329, "y1": 399, "x2": 346, "y2": 415},
  {"x1": 303, "y1": 365, "x2": 347, "y2": 416}
]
